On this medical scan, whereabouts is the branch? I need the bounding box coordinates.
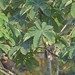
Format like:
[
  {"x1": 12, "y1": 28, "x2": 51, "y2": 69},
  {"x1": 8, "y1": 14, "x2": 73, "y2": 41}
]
[
  {"x1": 39, "y1": 47, "x2": 59, "y2": 57},
  {"x1": 59, "y1": 16, "x2": 74, "y2": 35},
  {"x1": 68, "y1": 27, "x2": 75, "y2": 38},
  {"x1": 0, "y1": 66, "x2": 14, "y2": 75}
]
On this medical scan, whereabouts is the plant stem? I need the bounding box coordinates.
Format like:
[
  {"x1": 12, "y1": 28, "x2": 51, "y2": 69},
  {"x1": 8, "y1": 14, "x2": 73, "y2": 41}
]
[{"x1": 59, "y1": 16, "x2": 74, "y2": 35}]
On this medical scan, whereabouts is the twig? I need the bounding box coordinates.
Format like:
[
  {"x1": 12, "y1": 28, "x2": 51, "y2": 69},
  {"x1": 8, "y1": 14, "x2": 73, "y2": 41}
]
[
  {"x1": 68, "y1": 27, "x2": 75, "y2": 38},
  {"x1": 59, "y1": 16, "x2": 74, "y2": 35}
]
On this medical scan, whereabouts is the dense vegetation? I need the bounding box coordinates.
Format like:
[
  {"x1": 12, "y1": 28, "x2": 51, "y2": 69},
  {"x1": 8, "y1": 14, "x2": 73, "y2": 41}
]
[{"x1": 0, "y1": 0, "x2": 75, "y2": 75}]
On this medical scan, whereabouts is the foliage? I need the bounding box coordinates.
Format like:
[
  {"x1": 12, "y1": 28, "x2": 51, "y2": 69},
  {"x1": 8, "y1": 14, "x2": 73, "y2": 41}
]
[{"x1": 0, "y1": 0, "x2": 75, "y2": 74}]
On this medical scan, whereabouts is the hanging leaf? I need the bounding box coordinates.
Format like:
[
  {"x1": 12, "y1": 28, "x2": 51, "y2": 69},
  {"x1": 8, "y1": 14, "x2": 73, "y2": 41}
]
[
  {"x1": 27, "y1": 57, "x2": 39, "y2": 66},
  {"x1": 25, "y1": 60, "x2": 34, "y2": 72}
]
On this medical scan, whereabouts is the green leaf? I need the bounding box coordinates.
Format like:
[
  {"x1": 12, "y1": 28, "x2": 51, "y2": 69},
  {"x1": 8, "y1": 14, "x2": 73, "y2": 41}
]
[
  {"x1": 3, "y1": 32, "x2": 9, "y2": 39},
  {"x1": 0, "y1": 0, "x2": 6, "y2": 10},
  {"x1": 59, "y1": 36, "x2": 70, "y2": 47},
  {"x1": 69, "y1": 49, "x2": 75, "y2": 58},
  {"x1": 60, "y1": 0, "x2": 69, "y2": 9},
  {"x1": 50, "y1": 17, "x2": 59, "y2": 33},
  {"x1": 29, "y1": 6, "x2": 39, "y2": 19},
  {"x1": 43, "y1": 32, "x2": 55, "y2": 43},
  {"x1": 34, "y1": 20, "x2": 42, "y2": 30},
  {"x1": 25, "y1": 60, "x2": 34, "y2": 72},
  {"x1": 0, "y1": 44, "x2": 8, "y2": 53},
  {"x1": 23, "y1": 30, "x2": 39, "y2": 41},
  {"x1": 27, "y1": 57, "x2": 39, "y2": 66},
  {"x1": 0, "y1": 18, "x2": 3, "y2": 26},
  {"x1": 9, "y1": 24, "x2": 21, "y2": 37},
  {"x1": 33, "y1": 32, "x2": 42, "y2": 47},
  {"x1": 41, "y1": 22, "x2": 46, "y2": 29},
  {"x1": 9, "y1": 46, "x2": 21, "y2": 57},
  {"x1": 55, "y1": 43, "x2": 65, "y2": 49},
  {"x1": 28, "y1": 26, "x2": 38, "y2": 31},
  {"x1": 72, "y1": 30, "x2": 75, "y2": 38},
  {"x1": 71, "y1": 3, "x2": 75, "y2": 18},
  {"x1": 23, "y1": 0, "x2": 50, "y2": 19},
  {"x1": 0, "y1": 31, "x2": 3, "y2": 37},
  {"x1": 0, "y1": 12, "x2": 8, "y2": 22},
  {"x1": 20, "y1": 44, "x2": 30, "y2": 55},
  {"x1": 20, "y1": 5, "x2": 32, "y2": 15},
  {"x1": 9, "y1": 12, "x2": 26, "y2": 26},
  {"x1": 44, "y1": 25, "x2": 53, "y2": 30},
  {"x1": 40, "y1": 3, "x2": 50, "y2": 16},
  {"x1": 15, "y1": 58, "x2": 23, "y2": 69}
]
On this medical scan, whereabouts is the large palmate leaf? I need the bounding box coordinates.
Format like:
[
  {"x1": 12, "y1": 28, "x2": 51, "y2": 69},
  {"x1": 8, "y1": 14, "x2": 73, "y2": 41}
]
[
  {"x1": 9, "y1": 12, "x2": 27, "y2": 29},
  {"x1": 0, "y1": 12, "x2": 8, "y2": 26},
  {"x1": 20, "y1": 0, "x2": 50, "y2": 19},
  {"x1": 23, "y1": 19, "x2": 55, "y2": 47}
]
